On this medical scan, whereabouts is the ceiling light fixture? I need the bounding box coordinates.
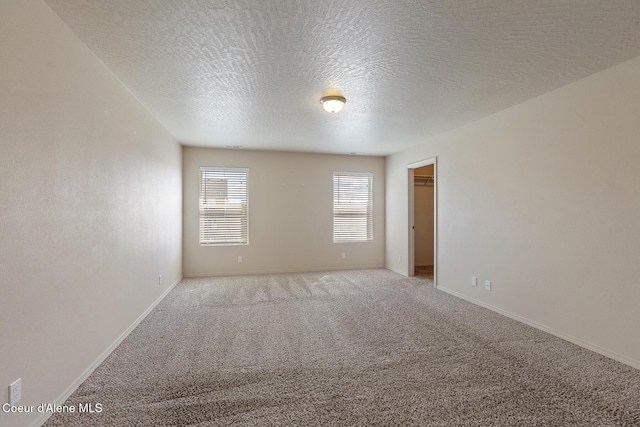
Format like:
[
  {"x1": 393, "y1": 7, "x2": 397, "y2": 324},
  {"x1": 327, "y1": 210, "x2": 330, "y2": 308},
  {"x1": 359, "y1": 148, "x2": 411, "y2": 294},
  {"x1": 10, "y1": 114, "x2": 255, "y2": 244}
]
[{"x1": 320, "y1": 95, "x2": 346, "y2": 113}]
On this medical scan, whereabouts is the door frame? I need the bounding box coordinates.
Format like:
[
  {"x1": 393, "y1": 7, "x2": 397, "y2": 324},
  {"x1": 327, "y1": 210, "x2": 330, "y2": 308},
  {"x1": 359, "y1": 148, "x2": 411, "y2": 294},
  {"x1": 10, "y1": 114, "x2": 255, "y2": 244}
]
[{"x1": 407, "y1": 157, "x2": 437, "y2": 287}]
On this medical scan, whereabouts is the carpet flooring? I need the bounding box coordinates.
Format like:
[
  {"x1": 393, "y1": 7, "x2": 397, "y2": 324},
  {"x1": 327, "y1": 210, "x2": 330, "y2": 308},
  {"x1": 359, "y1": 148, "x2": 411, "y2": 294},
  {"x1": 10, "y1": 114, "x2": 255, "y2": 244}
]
[{"x1": 45, "y1": 269, "x2": 640, "y2": 426}]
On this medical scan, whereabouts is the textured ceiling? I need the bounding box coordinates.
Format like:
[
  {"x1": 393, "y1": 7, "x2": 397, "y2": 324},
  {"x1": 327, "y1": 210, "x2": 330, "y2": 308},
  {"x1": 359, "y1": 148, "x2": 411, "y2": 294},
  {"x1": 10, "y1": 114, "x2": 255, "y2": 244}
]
[{"x1": 44, "y1": 0, "x2": 640, "y2": 156}]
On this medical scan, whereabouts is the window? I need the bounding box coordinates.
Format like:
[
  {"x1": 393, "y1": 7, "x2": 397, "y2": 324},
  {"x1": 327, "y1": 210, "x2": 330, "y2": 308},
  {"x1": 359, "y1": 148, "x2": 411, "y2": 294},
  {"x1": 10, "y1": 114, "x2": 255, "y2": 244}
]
[
  {"x1": 199, "y1": 167, "x2": 248, "y2": 245},
  {"x1": 333, "y1": 172, "x2": 373, "y2": 243}
]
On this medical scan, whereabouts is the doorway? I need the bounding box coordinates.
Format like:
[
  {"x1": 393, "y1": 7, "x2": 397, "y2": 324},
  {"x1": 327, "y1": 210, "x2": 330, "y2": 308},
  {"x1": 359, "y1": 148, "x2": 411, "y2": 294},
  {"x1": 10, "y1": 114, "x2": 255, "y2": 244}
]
[{"x1": 407, "y1": 158, "x2": 437, "y2": 286}]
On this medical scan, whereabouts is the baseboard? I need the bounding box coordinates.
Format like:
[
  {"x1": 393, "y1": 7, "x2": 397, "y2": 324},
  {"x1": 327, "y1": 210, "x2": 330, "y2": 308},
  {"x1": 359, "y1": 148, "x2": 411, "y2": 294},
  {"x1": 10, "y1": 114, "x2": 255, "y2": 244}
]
[
  {"x1": 438, "y1": 286, "x2": 640, "y2": 371},
  {"x1": 183, "y1": 265, "x2": 386, "y2": 278},
  {"x1": 384, "y1": 265, "x2": 406, "y2": 276},
  {"x1": 32, "y1": 276, "x2": 183, "y2": 427}
]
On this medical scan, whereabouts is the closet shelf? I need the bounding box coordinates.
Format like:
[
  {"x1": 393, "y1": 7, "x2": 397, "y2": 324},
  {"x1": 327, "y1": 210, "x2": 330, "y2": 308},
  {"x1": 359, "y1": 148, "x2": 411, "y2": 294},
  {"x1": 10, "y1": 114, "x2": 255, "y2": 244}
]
[{"x1": 414, "y1": 175, "x2": 434, "y2": 187}]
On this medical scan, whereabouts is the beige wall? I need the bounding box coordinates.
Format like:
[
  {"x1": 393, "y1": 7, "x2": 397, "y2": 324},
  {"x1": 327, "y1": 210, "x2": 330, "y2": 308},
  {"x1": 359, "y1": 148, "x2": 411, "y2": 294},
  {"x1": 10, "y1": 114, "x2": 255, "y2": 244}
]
[
  {"x1": 386, "y1": 55, "x2": 640, "y2": 369},
  {"x1": 183, "y1": 148, "x2": 385, "y2": 277},
  {"x1": 0, "y1": 1, "x2": 182, "y2": 426}
]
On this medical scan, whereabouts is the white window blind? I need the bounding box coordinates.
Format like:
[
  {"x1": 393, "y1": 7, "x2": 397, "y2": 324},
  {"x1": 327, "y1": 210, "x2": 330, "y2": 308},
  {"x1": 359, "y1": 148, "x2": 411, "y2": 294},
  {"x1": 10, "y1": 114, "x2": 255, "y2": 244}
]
[
  {"x1": 199, "y1": 167, "x2": 248, "y2": 246},
  {"x1": 333, "y1": 172, "x2": 373, "y2": 243}
]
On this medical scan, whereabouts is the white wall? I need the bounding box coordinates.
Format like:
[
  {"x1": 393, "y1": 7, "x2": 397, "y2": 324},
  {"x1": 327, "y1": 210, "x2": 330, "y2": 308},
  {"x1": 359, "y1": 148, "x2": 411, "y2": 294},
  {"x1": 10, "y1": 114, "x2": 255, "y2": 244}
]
[
  {"x1": 0, "y1": 1, "x2": 182, "y2": 426},
  {"x1": 386, "y1": 55, "x2": 640, "y2": 369},
  {"x1": 183, "y1": 148, "x2": 385, "y2": 277}
]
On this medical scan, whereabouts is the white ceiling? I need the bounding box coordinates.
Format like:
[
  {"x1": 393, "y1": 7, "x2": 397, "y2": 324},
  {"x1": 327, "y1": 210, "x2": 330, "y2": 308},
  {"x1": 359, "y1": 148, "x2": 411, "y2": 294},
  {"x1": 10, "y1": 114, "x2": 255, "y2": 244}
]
[{"x1": 44, "y1": 0, "x2": 640, "y2": 156}]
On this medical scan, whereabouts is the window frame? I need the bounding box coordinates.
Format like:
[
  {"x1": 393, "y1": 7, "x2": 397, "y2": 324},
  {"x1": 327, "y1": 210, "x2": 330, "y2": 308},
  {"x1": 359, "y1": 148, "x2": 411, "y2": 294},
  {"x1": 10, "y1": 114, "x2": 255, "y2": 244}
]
[
  {"x1": 199, "y1": 166, "x2": 249, "y2": 246},
  {"x1": 333, "y1": 171, "x2": 373, "y2": 243}
]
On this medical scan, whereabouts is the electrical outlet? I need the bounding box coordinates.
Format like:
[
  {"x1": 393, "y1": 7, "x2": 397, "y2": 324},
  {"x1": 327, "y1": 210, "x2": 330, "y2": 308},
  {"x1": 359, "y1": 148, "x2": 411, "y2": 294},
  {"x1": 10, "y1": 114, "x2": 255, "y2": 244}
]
[
  {"x1": 398, "y1": 255, "x2": 402, "y2": 262},
  {"x1": 341, "y1": 252, "x2": 346, "y2": 259},
  {"x1": 158, "y1": 275, "x2": 162, "y2": 286},
  {"x1": 237, "y1": 256, "x2": 243, "y2": 263},
  {"x1": 485, "y1": 280, "x2": 491, "y2": 291},
  {"x1": 9, "y1": 378, "x2": 21, "y2": 405},
  {"x1": 472, "y1": 276, "x2": 477, "y2": 287}
]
